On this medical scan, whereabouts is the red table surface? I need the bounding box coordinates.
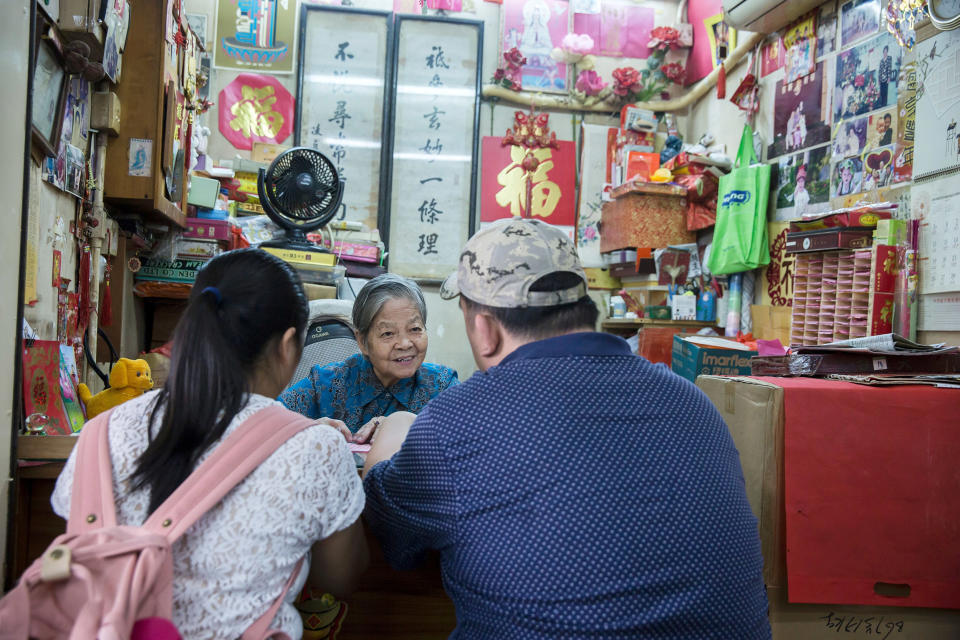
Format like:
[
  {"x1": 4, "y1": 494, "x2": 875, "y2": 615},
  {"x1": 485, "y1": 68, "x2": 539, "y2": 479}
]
[{"x1": 752, "y1": 376, "x2": 960, "y2": 609}]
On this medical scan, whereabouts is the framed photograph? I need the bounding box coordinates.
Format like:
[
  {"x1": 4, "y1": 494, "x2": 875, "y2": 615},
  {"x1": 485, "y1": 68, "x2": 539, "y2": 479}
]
[
  {"x1": 704, "y1": 13, "x2": 736, "y2": 69},
  {"x1": 295, "y1": 5, "x2": 395, "y2": 231},
  {"x1": 31, "y1": 37, "x2": 68, "y2": 157},
  {"x1": 385, "y1": 15, "x2": 483, "y2": 280},
  {"x1": 501, "y1": 0, "x2": 570, "y2": 93},
  {"x1": 185, "y1": 12, "x2": 208, "y2": 45},
  {"x1": 839, "y1": 0, "x2": 880, "y2": 49}
]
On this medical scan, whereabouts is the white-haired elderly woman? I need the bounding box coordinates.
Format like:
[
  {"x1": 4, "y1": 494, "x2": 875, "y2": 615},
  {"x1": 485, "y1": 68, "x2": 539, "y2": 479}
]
[{"x1": 280, "y1": 273, "x2": 458, "y2": 443}]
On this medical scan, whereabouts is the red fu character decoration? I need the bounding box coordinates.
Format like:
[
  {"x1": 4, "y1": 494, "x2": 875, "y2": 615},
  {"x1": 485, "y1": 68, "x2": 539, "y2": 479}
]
[{"x1": 501, "y1": 107, "x2": 560, "y2": 218}]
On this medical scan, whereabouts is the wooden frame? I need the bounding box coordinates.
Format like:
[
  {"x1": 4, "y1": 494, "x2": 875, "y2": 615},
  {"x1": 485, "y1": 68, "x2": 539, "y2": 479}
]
[
  {"x1": 383, "y1": 15, "x2": 483, "y2": 280},
  {"x1": 30, "y1": 26, "x2": 68, "y2": 158},
  {"x1": 295, "y1": 5, "x2": 395, "y2": 232}
]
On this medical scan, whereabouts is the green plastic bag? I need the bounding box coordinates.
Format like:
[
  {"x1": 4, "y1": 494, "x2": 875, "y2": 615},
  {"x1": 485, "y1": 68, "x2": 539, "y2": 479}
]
[{"x1": 707, "y1": 124, "x2": 771, "y2": 275}]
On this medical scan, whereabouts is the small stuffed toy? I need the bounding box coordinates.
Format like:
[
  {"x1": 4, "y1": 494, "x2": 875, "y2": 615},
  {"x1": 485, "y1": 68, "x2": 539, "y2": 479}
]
[{"x1": 78, "y1": 358, "x2": 154, "y2": 419}]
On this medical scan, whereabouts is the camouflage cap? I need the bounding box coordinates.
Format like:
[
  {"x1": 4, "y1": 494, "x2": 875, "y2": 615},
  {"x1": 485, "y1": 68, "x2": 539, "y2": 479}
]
[{"x1": 440, "y1": 218, "x2": 587, "y2": 308}]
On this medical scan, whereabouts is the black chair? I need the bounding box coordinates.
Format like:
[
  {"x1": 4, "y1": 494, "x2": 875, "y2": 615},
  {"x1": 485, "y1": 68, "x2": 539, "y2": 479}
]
[{"x1": 291, "y1": 300, "x2": 360, "y2": 383}]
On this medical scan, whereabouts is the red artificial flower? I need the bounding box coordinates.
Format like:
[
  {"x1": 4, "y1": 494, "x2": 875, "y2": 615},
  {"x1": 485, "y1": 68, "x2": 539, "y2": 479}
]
[
  {"x1": 612, "y1": 67, "x2": 641, "y2": 96},
  {"x1": 511, "y1": 80, "x2": 523, "y2": 91},
  {"x1": 649, "y1": 26, "x2": 681, "y2": 51},
  {"x1": 854, "y1": 74, "x2": 865, "y2": 88},
  {"x1": 660, "y1": 62, "x2": 686, "y2": 84},
  {"x1": 494, "y1": 68, "x2": 505, "y2": 81},
  {"x1": 503, "y1": 47, "x2": 527, "y2": 69}
]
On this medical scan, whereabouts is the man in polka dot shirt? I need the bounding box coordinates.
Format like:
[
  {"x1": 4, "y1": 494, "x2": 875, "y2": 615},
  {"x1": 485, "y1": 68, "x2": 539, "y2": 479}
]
[{"x1": 362, "y1": 218, "x2": 771, "y2": 639}]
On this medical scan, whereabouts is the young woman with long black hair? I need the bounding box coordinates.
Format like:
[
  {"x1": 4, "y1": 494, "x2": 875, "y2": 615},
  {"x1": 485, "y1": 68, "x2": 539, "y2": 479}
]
[{"x1": 52, "y1": 249, "x2": 368, "y2": 639}]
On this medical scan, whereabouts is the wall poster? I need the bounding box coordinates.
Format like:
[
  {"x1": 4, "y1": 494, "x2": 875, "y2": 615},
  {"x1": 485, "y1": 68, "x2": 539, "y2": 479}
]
[
  {"x1": 769, "y1": 62, "x2": 832, "y2": 159},
  {"x1": 833, "y1": 33, "x2": 900, "y2": 121},
  {"x1": 913, "y1": 28, "x2": 960, "y2": 179},
  {"x1": 773, "y1": 144, "x2": 832, "y2": 221},
  {"x1": 295, "y1": 6, "x2": 394, "y2": 230},
  {"x1": 576, "y1": 123, "x2": 616, "y2": 268},
  {"x1": 501, "y1": 0, "x2": 570, "y2": 93},
  {"x1": 385, "y1": 16, "x2": 482, "y2": 279},
  {"x1": 214, "y1": 0, "x2": 298, "y2": 73}
]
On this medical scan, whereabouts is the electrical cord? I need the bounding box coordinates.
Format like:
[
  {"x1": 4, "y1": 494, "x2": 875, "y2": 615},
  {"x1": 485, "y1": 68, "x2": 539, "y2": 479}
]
[{"x1": 83, "y1": 326, "x2": 119, "y2": 388}]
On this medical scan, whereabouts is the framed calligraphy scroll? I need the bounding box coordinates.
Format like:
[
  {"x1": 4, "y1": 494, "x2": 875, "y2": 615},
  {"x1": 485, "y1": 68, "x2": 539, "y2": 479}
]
[
  {"x1": 384, "y1": 15, "x2": 483, "y2": 280},
  {"x1": 295, "y1": 6, "x2": 394, "y2": 230}
]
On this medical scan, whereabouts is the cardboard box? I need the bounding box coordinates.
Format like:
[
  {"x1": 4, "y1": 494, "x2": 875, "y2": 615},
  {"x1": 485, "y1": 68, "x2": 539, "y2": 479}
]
[
  {"x1": 767, "y1": 587, "x2": 960, "y2": 639},
  {"x1": 785, "y1": 228, "x2": 874, "y2": 253},
  {"x1": 91, "y1": 92, "x2": 121, "y2": 136},
  {"x1": 696, "y1": 376, "x2": 786, "y2": 587},
  {"x1": 187, "y1": 176, "x2": 221, "y2": 209},
  {"x1": 752, "y1": 304, "x2": 792, "y2": 345},
  {"x1": 671, "y1": 336, "x2": 757, "y2": 383}
]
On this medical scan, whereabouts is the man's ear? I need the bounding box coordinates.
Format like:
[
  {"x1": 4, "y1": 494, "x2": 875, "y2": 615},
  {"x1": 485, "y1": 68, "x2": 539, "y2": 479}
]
[{"x1": 470, "y1": 311, "x2": 502, "y2": 359}]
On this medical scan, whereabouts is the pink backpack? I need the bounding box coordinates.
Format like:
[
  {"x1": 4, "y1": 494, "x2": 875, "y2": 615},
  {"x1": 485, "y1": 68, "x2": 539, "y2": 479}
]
[{"x1": 0, "y1": 405, "x2": 318, "y2": 640}]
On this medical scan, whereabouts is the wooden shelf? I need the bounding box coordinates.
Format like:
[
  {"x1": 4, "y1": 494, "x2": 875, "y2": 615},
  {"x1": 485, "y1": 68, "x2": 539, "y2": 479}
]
[
  {"x1": 17, "y1": 435, "x2": 78, "y2": 462},
  {"x1": 602, "y1": 318, "x2": 716, "y2": 329}
]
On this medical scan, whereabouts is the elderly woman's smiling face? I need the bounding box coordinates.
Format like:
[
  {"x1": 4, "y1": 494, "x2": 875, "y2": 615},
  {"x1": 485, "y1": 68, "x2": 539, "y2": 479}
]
[{"x1": 359, "y1": 297, "x2": 428, "y2": 388}]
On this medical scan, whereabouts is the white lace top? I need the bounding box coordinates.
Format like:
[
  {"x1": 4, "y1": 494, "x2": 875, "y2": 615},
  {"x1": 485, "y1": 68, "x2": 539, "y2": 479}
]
[{"x1": 51, "y1": 391, "x2": 364, "y2": 640}]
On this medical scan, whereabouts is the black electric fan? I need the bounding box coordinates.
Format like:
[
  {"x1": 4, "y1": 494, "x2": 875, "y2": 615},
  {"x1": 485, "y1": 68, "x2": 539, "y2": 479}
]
[{"x1": 258, "y1": 147, "x2": 344, "y2": 252}]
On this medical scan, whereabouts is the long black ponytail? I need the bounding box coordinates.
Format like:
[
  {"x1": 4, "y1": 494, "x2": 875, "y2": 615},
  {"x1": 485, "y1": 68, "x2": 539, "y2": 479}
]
[{"x1": 132, "y1": 249, "x2": 308, "y2": 514}]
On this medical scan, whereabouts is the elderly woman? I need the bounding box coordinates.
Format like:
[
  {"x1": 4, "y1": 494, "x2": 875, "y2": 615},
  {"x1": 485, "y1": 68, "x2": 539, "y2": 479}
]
[{"x1": 280, "y1": 273, "x2": 458, "y2": 443}]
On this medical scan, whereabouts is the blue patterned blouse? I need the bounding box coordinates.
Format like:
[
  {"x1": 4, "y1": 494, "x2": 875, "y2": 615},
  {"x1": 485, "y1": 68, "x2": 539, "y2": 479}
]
[{"x1": 279, "y1": 352, "x2": 459, "y2": 432}]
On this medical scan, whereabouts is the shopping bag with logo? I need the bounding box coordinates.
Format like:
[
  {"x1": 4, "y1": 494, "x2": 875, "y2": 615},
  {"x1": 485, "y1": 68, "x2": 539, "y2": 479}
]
[{"x1": 707, "y1": 124, "x2": 771, "y2": 274}]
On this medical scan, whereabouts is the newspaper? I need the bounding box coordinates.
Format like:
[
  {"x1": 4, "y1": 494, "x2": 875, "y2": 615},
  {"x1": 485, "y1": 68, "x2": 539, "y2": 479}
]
[{"x1": 815, "y1": 334, "x2": 950, "y2": 353}]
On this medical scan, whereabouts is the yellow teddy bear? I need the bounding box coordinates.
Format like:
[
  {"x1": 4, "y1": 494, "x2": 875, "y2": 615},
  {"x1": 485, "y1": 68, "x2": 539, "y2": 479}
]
[{"x1": 78, "y1": 358, "x2": 154, "y2": 419}]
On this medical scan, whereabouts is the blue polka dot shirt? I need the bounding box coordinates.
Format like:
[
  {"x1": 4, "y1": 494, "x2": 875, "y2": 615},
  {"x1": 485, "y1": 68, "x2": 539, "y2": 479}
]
[{"x1": 364, "y1": 332, "x2": 771, "y2": 639}]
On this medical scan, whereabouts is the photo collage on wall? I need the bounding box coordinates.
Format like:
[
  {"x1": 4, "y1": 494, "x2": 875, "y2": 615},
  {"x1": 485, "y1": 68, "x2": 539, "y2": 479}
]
[{"x1": 766, "y1": 0, "x2": 914, "y2": 215}]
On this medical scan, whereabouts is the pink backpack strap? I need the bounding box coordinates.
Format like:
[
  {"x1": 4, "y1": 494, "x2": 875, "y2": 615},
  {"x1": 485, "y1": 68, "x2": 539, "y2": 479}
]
[
  {"x1": 68, "y1": 409, "x2": 118, "y2": 534},
  {"x1": 142, "y1": 405, "x2": 318, "y2": 541},
  {"x1": 240, "y1": 557, "x2": 305, "y2": 640}
]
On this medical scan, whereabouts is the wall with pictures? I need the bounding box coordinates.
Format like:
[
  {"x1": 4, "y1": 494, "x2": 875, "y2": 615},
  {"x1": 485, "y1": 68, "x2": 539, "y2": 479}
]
[
  {"x1": 183, "y1": 0, "x2": 693, "y2": 377},
  {"x1": 687, "y1": 0, "x2": 959, "y2": 343}
]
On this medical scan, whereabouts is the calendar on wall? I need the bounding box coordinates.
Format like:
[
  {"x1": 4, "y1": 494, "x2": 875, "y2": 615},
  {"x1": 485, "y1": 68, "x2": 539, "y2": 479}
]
[{"x1": 913, "y1": 173, "x2": 960, "y2": 295}]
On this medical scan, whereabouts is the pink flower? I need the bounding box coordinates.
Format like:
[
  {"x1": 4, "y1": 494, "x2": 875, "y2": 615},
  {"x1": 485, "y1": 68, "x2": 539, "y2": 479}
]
[
  {"x1": 583, "y1": 226, "x2": 597, "y2": 240},
  {"x1": 503, "y1": 47, "x2": 527, "y2": 69},
  {"x1": 854, "y1": 74, "x2": 865, "y2": 88},
  {"x1": 575, "y1": 70, "x2": 607, "y2": 96},
  {"x1": 511, "y1": 79, "x2": 523, "y2": 91},
  {"x1": 561, "y1": 33, "x2": 594, "y2": 56},
  {"x1": 648, "y1": 26, "x2": 681, "y2": 51},
  {"x1": 660, "y1": 62, "x2": 686, "y2": 84},
  {"x1": 493, "y1": 68, "x2": 505, "y2": 81},
  {"x1": 612, "y1": 67, "x2": 641, "y2": 97}
]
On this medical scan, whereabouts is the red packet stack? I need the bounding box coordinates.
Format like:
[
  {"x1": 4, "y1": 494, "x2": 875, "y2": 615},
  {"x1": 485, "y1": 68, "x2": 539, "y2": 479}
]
[
  {"x1": 868, "y1": 245, "x2": 897, "y2": 336},
  {"x1": 22, "y1": 340, "x2": 73, "y2": 436}
]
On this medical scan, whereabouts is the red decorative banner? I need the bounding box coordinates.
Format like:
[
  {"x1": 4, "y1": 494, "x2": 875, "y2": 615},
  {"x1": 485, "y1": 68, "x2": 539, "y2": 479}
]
[
  {"x1": 218, "y1": 73, "x2": 294, "y2": 150},
  {"x1": 480, "y1": 137, "x2": 576, "y2": 226}
]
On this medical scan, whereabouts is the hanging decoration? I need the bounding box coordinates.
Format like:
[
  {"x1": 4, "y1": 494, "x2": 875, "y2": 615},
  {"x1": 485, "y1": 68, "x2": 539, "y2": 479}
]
[
  {"x1": 500, "y1": 107, "x2": 560, "y2": 219},
  {"x1": 218, "y1": 73, "x2": 294, "y2": 150},
  {"x1": 885, "y1": 0, "x2": 927, "y2": 49}
]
